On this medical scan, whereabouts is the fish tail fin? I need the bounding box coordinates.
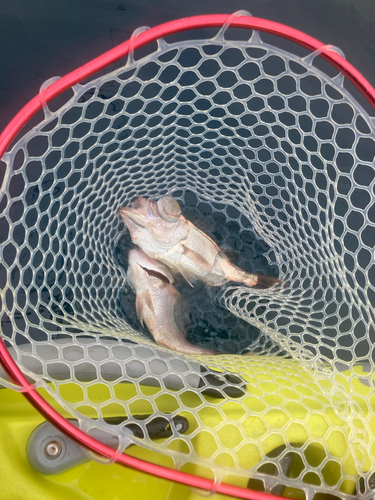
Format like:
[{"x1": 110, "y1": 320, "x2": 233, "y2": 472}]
[{"x1": 250, "y1": 273, "x2": 282, "y2": 290}]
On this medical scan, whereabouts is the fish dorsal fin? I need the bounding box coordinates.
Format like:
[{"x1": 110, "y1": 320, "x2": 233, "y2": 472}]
[
  {"x1": 218, "y1": 244, "x2": 241, "y2": 262},
  {"x1": 135, "y1": 290, "x2": 154, "y2": 326}
]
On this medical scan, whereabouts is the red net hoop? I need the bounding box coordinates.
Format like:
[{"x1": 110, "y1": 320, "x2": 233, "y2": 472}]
[{"x1": 1, "y1": 12, "x2": 375, "y2": 500}]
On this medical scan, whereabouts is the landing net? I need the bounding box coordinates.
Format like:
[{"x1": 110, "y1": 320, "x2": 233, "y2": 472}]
[{"x1": 0, "y1": 12, "x2": 375, "y2": 499}]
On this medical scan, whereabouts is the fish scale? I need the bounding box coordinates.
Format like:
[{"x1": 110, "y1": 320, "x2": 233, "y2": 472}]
[
  {"x1": 127, "y1": 248, "x2": 216, "y2": 355},
  {"x1": 119, "y1": 196, "x2": 281, "y2": 289}
]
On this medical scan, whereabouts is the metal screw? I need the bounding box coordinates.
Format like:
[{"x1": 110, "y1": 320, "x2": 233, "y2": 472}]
[{"x1": 44, "y1": 441, "x2": 62, "y2": 460}]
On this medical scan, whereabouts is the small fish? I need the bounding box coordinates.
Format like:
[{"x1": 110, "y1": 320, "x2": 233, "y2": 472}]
[
  {"x1": 127, "y1": 248, "x2": 216, "y2": 355},
  {"x1": 120, "y1": 196, "x2": 281, "y2": 289}
]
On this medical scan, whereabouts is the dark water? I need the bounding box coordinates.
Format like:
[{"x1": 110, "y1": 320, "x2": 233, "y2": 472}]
[{"x1": 1, "y1": 0, "x2": 375, "y2": 136}]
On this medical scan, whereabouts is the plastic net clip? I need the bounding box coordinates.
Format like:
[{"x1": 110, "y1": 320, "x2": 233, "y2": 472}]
[
  {"x1": 214, "y1": 10, "x2": 253, "y2": 42},
  {"x1": 302, "y1": 44, "x2": 346, "y2": 65},
  {"x1": 126, "y1": 26, "x2": 150, "y2": 67},
  {"x1": 189, "y1": 475, "x2": 222, "y2": 498},
  {"x1": 39, "y1": 76, "x2": 62, "y2": 120},
  {"x1": 157, "y1": 37, "x2": 169, "y2": 52},
  {"x1": 303, "y1": 44, "x2": 346, "y2": 86},
  {"x1": 78, "y1": 421, "x2": 133, "y2": 465},
  {"x1": 0, "y1": 375, "x2": 39, "y2": 393},
  {"x1": 249, "y1": 29, "x2": 263, "y2": 45}
]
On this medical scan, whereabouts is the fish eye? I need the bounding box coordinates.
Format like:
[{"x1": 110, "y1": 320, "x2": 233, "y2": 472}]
[{"x1": 157, "y1": 196, "x2": 181, "y2": 222}]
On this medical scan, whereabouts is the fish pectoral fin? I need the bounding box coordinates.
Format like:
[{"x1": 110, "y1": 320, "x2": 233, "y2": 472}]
[
  {"x1": 135, "y1": 290, "x2": 154, "y2": 326},
  {"x1": 135, "y1": 297, "x2": 144, "y2": 327},
  {"x1": 218, "y1": 245, "x2": 241, "y2": 262},
  {"x1": 181, "y1": 244, "x2": 211, "y2": 266},
  {"x1": 175, "y1": 264, "x2": 195, "y2": 287}
]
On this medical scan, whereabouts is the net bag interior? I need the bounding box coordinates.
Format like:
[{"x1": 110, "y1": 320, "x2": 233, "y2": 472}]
[{"x1": 1, "y1": 14, "x2": 375, "y2": 499}]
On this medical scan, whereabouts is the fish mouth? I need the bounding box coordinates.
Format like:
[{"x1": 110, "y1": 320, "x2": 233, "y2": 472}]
[
  {"x1": 119, "y1": 207, "x2": 148, "y2": 229},
  {"x1": 119, "y1": 197, "x2": 159, "y2": 230}
]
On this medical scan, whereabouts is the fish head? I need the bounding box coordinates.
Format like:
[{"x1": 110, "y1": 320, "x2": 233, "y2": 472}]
[{"x1": 119, "y1": 196, "x2": 187, "y2": 249}]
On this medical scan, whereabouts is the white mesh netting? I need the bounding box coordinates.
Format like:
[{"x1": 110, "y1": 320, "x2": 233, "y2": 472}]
[{"x1": 1, "y1": 19, "x2": 375, "y2": 499}]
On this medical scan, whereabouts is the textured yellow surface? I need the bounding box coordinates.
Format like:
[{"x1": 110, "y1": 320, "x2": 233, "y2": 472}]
[
  {"x1": 1, "y1": 360, "x2": 370, "y2": 499},
  {"x1": 0, "y1": 388, "x2": 231, "y2": 500}
]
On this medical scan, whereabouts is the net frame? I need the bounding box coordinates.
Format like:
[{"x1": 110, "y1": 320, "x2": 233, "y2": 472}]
[{"x1": 0, "y1": 12, "x2": 375, "y2": 500}]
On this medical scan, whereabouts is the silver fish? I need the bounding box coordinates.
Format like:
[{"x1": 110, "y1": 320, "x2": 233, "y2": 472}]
[
  {"x1": 127, "y1": 248, "x2": 216, "y2": 355},
  {"x1": 120, "y1": 196, "x2": 281, "y2": 289}
]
